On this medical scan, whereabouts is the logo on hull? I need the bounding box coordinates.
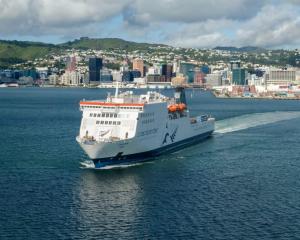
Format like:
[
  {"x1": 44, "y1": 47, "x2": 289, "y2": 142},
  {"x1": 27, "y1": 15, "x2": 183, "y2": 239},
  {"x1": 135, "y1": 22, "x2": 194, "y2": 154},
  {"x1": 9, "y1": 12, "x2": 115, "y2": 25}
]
[{"x1": 162, "y1": 127, "x2": 178, "y2": 145}]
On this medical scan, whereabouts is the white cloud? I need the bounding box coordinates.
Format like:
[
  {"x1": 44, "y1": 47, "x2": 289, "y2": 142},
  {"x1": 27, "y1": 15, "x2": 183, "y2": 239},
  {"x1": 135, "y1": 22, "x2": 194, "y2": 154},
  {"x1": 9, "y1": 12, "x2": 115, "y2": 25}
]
[
  {"x1": 235, "y1": 4, "x2": 300, "y2": 48},
  {"x1": 0, "y1": 0, "x2": 299, "y2": 48},
  {"x1": 0, "y1": 0, "x2": 131, "y2": 36},
  {"x1": 130, "y1": 0, "x2": 265, "y2": 23},
  {"x1": 164, "y1": 3, "x2": 300, "y2": 48}
]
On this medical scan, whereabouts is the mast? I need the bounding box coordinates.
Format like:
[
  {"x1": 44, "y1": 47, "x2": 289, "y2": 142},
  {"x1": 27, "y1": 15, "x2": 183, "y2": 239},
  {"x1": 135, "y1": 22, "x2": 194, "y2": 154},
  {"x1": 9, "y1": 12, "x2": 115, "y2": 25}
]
[{"x1": 115, "y1": 80, "x2": 119, "y2": 98}]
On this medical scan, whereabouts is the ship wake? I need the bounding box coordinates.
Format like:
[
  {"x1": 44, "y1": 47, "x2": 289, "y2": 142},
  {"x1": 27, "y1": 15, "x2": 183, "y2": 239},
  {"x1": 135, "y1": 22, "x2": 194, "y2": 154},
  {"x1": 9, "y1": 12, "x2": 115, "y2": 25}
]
[{"x1": 215, "y1": 111, "x2": 300, "y2": 134}]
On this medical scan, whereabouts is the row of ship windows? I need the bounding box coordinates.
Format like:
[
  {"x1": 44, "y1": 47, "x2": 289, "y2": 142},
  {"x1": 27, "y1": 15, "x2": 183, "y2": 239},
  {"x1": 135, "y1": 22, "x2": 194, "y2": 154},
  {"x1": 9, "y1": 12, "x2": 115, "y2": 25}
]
[
  {"x1": 142, "y1": 118, "x2": 155, "y2": 124},
  {"x1": 140, "y1": 112, "x2": 154, "y2": 118},
  {"x1": 87, "y1": 106, "x2": 143, "y2": 110},
  {"x1": 96, "y1": 120, "x2": 121, "y2": 125},
  {"x1": 90, "y1": 113, "x2": 118, "y2": 118},
  {"x1": 137, "y1": 128, "x2": 158, "y2": 137}
]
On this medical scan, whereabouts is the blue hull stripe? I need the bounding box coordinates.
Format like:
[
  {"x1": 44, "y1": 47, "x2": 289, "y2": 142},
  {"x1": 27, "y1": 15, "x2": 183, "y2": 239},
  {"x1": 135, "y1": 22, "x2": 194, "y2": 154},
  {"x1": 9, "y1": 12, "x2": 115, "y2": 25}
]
[{"x1": 93, "y1": 131, "x2": 213, "y2": 168}]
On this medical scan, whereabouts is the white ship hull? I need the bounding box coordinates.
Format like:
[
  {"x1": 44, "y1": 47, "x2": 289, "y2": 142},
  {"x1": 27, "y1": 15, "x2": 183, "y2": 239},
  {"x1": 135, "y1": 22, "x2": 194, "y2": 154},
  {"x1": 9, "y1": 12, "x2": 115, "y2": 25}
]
[{"x1": 77, "y1": 89, "x2": 215, "y2": 168}]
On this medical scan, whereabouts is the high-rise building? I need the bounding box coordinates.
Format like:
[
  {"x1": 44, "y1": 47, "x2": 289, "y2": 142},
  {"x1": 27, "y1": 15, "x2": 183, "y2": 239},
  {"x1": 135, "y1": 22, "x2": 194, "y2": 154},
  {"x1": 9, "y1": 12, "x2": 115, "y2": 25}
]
[
  {"x1": 131, "y1": 70, "x2": 142, "y2": 79},
  {"x1": 193, "y1": 67, "x2": 206, "y2": 85},
  {"x1": 180, "y1": 63, "x2": 196, "y2": 83},
  {"x1": 122, "y1": 71, "x2": 134, "y2": 82},
  {"x1": 161, "y1": 64, "x2": 173, "y2": 82},
  {"x1": 133, "y1": 58, "x2": 144, "y2": 77},
  {"x1": 122, "y1": 70, "x2": 141, "y2": 82},
  {"x1": 230, "y1": 60, "x2": 241, "y2": 70},
  {"x1": 200, "y1": 65, "x2": 210, "y2": 74},
  {"x1": 66, "y1": 55, "x2": 77, "y2": 72},
  {"x1": 232, "y1": 68, "x2": 247, "y2": 85},
  {"x1": 89, "y1": 57, "x2": 102, "y2": 82}
]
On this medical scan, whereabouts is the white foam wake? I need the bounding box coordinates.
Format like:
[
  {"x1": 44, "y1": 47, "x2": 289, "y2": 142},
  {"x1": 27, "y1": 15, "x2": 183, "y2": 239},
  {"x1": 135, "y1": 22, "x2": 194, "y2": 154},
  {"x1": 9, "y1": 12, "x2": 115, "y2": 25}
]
[
  {"x1": 80, "y1": 160, "x2": 153, "y2": 170},
  {"x1": 80, "y1": 160, "x2": 95, "y2": 169},
  {"x1": 215, "y1": 111, "x2": 300, "y2": 134}
]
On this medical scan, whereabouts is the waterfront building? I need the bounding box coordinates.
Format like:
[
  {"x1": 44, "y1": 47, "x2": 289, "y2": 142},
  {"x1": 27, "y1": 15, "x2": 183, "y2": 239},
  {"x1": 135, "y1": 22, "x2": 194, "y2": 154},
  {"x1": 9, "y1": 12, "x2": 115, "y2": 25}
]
[
  {"x1": 171, "y1": 74, "x2": 187, "y2": 86},
  {"x1": 161, "y1": 64, "x2": 173, "y2": 82},
  {"x1": 17, "y1": 76, "x2": 34, "y2": 86},
  {"x1": 49, "y1": 74, "x2": 59, "y2": 85},
  {"x1": 122, "y1": 71, "x2": 134, "y2": 82},
  {"x1": 133, "y1": 77, "x2": 146, "y2": 84},
  {"x1": 121, "y1": 70, "x2": 141, "y2": 82},
  {"x1": 147, "y1": 74, "x2": 161, "y2": 83},
  {"x1": 100, "y1": 69, "x2": 113, "y2": 82},
  {"x1": 133, "y1": 58, "x2": 144, "y2": 77},
  {"x1": 148, "y1": 67, "x2": 159, "y2": 75},
  {"x1": 172, "y1": 61, "x2": 179, "y2": 74},
  {"x1": 112, "y1": 71, "x2": 122, "y2": 82},
  {"x1": 131, "y1": 70, "x2": 142, "y2": 79},
  {"x1": 232, "y1": 68, "x2": 247, "y2": 85},
  {"x1": 60, "y1": 71, "x2": 81, "y2": 86},
  {"x1": 89, "y1": 57, "x2": 102, "y2": 82},
  {"x1": 296, "y1": 71, "x2": 300, "y2": 84},
  {"x1": 205, "y1": 73, "x2": 222, "y2": 87},
  {"x1": 24, "y1": 69, "x2": 38, "y2": 80},
  {"x1": 266, "y1": 69, "x2": 296, "y2": 85}
]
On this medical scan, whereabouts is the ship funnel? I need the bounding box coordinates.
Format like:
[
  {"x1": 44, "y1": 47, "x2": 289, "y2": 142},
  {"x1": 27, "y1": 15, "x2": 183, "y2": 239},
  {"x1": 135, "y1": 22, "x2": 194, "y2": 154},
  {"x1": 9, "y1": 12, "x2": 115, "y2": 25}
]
[{"x1": 174, "y1": 87, "x2": 186, "y2": 104}]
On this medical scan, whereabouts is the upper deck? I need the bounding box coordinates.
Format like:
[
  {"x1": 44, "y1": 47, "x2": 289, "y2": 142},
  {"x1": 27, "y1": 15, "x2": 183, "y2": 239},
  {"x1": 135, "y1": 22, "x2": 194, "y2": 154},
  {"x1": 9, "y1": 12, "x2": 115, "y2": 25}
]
[{"x1": 79, "y1": 91, "x2": 170, "y2": 110}]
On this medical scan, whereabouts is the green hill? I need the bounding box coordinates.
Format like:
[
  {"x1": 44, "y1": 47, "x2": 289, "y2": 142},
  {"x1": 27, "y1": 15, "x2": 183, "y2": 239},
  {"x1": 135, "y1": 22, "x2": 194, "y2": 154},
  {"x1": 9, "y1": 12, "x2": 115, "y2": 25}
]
[
  {"x1": 0, "y1": 38, "x2": 166, "y2": 68},
  {"x1": 60, "y1": 37, "x2": 165, "y2": 50},
  {"x1": 0, "y1": 40, "x2": 60, "y2": 68},
  {"x1": 214, "y1": 46, "x2": 266, "y2": 52}
]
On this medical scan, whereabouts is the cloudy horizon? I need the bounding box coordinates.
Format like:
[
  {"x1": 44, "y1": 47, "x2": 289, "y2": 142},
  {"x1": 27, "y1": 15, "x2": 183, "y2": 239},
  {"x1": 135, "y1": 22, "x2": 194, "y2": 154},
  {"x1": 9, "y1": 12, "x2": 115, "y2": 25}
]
[{"x1": 0, "y1": 0, "x2": 300, "y2": 49}]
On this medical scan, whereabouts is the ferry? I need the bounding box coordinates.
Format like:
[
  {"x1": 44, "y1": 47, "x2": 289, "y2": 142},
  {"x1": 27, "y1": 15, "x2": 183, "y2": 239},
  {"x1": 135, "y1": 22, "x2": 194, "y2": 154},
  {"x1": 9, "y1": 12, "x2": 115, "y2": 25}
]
[{"x1": 76, "y1": 87, "x2": 215, "y2": 168}]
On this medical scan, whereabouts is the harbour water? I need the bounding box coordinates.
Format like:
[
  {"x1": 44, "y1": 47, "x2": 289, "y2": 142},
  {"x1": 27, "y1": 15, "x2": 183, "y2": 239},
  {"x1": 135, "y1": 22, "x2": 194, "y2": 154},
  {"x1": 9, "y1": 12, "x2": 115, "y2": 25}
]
[{"x1": 0, "y1": 88, "x2": 300, "y2": 239}]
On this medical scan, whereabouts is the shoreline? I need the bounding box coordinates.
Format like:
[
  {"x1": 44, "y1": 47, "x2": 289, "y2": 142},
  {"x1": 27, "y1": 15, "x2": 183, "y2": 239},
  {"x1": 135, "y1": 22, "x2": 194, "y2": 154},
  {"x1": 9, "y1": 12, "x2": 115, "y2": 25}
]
[{"x1": 211, "y1": 90, "x2": 300, "y2": 100}]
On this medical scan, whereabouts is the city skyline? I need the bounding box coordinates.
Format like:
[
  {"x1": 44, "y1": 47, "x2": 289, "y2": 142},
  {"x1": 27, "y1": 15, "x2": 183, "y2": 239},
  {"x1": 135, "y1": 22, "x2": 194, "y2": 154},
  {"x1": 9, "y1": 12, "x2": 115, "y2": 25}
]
[{"x1": 0, "y1": 0, "x2": 300, "y2": 49}]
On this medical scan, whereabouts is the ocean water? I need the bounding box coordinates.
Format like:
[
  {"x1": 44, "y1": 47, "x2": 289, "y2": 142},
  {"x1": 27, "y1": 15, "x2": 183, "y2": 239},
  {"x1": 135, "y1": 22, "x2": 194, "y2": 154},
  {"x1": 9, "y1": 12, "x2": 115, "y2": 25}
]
[{"x1": 0, "y1": 88, "x2": 300, "y2": 239}]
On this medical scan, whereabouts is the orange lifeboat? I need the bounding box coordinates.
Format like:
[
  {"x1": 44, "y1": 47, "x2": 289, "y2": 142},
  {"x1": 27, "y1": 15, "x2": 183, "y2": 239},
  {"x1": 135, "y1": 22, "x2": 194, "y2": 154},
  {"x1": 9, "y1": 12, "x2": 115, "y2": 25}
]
[
  {"x1": 168, "y1": 104, "x2": 177, "y2": 112},
  {"x1": 177, "y1": 103, "x2": 186, "y2": 111}
]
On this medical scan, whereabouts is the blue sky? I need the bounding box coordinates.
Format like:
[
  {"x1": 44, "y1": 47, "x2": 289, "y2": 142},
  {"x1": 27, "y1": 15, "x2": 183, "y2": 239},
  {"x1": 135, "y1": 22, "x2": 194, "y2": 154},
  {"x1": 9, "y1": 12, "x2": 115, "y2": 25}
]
[{"x1": 0, "y1": 0, "x2": 299, "y2": 49}]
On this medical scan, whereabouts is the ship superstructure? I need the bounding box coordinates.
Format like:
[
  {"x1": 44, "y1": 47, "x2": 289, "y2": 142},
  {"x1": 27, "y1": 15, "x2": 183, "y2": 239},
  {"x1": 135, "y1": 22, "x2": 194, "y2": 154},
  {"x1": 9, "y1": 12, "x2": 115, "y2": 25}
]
[{"x1": 76, "y1": 87, "x2": 214, "y2": 168}]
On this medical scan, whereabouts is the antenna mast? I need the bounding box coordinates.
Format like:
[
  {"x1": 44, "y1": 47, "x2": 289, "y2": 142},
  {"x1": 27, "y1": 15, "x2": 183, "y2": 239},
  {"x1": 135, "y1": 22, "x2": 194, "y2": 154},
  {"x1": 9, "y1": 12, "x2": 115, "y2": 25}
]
[{"x1": 115, "y1": 80, "x2": 119, "y2": 98}]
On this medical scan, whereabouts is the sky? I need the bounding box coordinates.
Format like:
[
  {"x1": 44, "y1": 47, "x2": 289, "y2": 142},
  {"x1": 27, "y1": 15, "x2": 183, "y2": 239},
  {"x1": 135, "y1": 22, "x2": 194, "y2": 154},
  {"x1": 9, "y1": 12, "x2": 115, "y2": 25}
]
[{"x1": 0, "y1": 0, "x2": 300, "y2": 49}]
